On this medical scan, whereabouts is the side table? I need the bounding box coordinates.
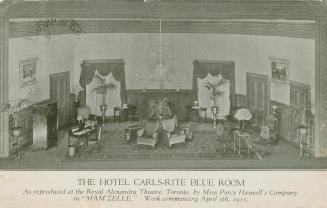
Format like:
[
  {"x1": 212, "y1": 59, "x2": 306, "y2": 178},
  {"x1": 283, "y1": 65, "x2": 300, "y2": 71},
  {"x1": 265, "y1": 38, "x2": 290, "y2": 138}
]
[
  {"x1": 114, "y1": 106, "x2": 129, "y2": 122},
  {"x1": 185, "y1": 105, "x2": 207, "y2": 122}
]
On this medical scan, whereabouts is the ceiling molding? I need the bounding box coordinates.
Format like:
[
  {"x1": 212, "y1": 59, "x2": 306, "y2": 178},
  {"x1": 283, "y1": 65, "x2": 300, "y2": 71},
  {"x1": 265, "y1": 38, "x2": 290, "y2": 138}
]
[
  {"x1": 9, "y1": 19, "x2": 316, "y2": 39},
  {"x1": 3, "y1": 1, "x2": 327, "y2": 20}
]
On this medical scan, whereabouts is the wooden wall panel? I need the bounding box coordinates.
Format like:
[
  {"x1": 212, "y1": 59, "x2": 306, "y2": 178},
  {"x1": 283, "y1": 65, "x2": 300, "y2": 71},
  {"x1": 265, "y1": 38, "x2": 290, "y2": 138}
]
[
  {"x1": 316, "y1": 20, "x2": 327, "y2": 156},
  {"x1": 126, "y1": 89, "x2": 194, "y2": 121}
]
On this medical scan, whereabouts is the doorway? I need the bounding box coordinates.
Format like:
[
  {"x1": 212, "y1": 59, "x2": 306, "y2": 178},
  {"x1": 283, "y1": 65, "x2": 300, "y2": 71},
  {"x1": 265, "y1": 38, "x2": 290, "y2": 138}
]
[
  {"x1": 290, "y1": 81, "x2": 311, "y2": 144},
  {"x1": 246, "y1": 73, "x2": 270, "y2": 129},
  {"x1": 50, "y1": 71, "x2": 70, "y2": 129}
]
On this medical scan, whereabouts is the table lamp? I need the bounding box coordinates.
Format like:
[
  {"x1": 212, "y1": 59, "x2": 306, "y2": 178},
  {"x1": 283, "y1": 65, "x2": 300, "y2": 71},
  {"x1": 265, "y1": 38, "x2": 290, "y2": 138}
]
[{"x1": 234, "y1": 108, "x2": 252, "y2": 130}]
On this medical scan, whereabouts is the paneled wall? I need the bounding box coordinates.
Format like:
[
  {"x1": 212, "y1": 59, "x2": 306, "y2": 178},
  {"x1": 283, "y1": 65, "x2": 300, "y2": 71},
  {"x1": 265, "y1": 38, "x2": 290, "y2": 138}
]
[
  {"x1": 0, "y1": 18, "x2": 9, "y2": 158},
  {"x1": 126, "y1": 89, "x2": 194, "y2": 121},
  {"x1": 316, "y1": 20, "x2": 327, "y2": 156},
  {"x1": 8, "y1": 100, "x2": 49, "y2": 157}
]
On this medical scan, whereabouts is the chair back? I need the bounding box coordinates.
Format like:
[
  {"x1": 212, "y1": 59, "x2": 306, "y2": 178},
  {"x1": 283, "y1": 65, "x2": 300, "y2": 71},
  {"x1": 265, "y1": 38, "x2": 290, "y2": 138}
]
[
  {"x1": 265, "y1": 115, "x2": 278, "y2": 129},
  {"x1": 260, "y1": 125, "x2": 270, "y2": 140},
  {"x1": 143, "y1": 120, "x2": 160, "y2": 135},
  {"x1": 77, "y1": 107, "x2": 91, "y2": 120},
  {"x1": 161, "y1": 116, "x2": 177, "y2": 133},
  {"x1": 96, "y1": 126, "x2": 102, "y2": 142}
]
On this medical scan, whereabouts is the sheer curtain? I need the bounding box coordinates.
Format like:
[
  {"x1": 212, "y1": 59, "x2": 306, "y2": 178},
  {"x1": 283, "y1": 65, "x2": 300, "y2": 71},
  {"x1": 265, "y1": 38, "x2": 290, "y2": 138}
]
[{"x1": 86, "y1": 71, "x2": 121, "y2": 116}]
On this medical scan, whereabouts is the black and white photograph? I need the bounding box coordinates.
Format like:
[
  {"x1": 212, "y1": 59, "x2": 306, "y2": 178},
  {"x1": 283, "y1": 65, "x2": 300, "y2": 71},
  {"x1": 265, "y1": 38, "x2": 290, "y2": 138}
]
[{"x1": 0, "y1": 0, "x2": 326, "y2": 207}]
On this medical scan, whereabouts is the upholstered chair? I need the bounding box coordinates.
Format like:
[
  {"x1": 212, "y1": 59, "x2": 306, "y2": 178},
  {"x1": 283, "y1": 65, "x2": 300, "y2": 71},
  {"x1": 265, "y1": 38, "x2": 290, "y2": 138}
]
[
  {"x1": 161, "y1": 115, "x2": 188, "y2": 148},
  {"x1": 253, "y1": 125, "x2": 270, "y2": 155},
  {"x1": 136, "y1": 120, "x2": 160, "y2": 148}
]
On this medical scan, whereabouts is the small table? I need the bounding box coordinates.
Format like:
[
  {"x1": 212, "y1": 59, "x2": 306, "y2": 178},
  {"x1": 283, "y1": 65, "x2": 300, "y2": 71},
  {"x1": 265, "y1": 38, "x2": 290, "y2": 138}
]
[
  {"x1": 233, "y1": 130, "x2": 252, "y2": 155},
  {"x1": 113, "y1": 106, "x2": 129, "y2": 122},
  {"x1": 185, "y1": 105, "x2": 207, "y2": 122},
  {"x1": 69, "y1": 125, "x2": 96, "y2": 156}
]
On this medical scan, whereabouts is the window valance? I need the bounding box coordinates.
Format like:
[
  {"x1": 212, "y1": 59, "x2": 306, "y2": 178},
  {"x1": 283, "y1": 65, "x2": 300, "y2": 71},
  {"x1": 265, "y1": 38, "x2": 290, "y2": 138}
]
[
  {"x1": 192, "y1": 60, "x2": 235, "y2": 106},
  {"x1": 79, "y1": 59, "x2": 127, "y2": 104}
]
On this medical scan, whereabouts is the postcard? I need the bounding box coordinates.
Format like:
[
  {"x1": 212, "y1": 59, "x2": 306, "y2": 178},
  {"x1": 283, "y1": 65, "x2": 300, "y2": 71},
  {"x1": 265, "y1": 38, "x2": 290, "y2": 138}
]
[{"x1": 0, "y1": 0, "x2": 326, "y2": 207}]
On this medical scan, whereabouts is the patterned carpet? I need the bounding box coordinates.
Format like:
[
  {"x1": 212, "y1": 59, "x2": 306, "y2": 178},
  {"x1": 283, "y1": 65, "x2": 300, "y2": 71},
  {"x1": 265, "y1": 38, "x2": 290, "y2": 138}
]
[{"x1": 62, "y1": 128, "x2": 261, "y2": 161}]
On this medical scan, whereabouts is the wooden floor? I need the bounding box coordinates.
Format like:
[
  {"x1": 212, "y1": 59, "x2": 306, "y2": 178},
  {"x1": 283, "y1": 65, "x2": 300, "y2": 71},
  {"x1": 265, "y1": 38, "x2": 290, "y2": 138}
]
[{"x1": 0, "y1": 122, "x2": 327, "y2": 170}]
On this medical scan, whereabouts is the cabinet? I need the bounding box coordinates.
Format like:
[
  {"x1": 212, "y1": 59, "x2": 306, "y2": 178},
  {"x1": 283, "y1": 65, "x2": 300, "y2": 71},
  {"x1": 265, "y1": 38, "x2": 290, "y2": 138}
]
[{"x1": 33, "y1": 102, "x2": 58, "y2": 150}]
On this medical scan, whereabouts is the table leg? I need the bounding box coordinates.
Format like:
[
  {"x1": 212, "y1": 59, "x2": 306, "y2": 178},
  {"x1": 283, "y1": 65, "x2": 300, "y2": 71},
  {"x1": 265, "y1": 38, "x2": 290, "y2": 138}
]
[
  {"x1": 233, "y1": 133, "x2": 236, "y2": 152},
  {"x1": 125, "y1": 110, "x2": 128, "y2": 121},
  {"x1": 238, "y1": 135, "x2": 241, "y2": 155}
]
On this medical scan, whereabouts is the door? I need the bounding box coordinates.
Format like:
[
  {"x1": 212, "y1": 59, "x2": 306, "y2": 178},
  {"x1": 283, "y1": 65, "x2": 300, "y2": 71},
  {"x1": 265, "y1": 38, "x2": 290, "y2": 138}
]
[
  {"x1": 290, "y1": 81, "x2": 310, "y2": 143},
  {"x1": 50, "y1": 72, "x2": 70, "y2": 129},
  {"x1": 246, "y1": 73, "x2": 270, "y2": 129}
]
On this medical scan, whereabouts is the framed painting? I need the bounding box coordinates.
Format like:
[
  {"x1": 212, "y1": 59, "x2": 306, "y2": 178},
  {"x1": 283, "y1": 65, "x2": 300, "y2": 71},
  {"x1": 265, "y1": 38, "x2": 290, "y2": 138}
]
[
  {"x1": 270, "y1": 58, "x2": 290, "y2": 84},
  {"x1": 19, "y1": 58, "x2": 39, "y2": 88}
]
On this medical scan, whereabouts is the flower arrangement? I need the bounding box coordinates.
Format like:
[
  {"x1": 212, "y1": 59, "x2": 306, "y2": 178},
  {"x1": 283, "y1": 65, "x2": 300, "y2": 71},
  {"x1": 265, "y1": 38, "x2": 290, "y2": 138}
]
[{"x1": 72, "y1": 85, "x2": 84, "y2": 102}]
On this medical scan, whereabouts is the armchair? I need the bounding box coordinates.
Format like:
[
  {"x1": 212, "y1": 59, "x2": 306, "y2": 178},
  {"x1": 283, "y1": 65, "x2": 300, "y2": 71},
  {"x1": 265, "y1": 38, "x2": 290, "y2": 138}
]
[
  {"x1": 136, "y1": 120, "x2": 160, "y2": 148},
  {"x1": 253, "y1": 125, "x2": 270, "y2": 156},
  {"x1": 161, "y1": 115, "x2": 189, "y2": 148}
]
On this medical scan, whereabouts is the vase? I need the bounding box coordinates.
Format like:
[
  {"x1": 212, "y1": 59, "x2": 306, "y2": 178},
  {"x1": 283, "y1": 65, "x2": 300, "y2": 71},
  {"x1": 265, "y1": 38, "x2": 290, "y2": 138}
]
[
  {"x1": 68, "y1": 145, "x2": 75, "y2": 157},
  {"x1": 12, "y1": 126, "x2": 22, "y2": 137}
]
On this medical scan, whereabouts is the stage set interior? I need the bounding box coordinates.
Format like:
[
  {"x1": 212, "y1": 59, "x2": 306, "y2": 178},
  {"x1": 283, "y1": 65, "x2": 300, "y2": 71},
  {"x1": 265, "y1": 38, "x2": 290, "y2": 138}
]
[{"x1": 1, "y1": 0, "x2": 327, "y2": 169}]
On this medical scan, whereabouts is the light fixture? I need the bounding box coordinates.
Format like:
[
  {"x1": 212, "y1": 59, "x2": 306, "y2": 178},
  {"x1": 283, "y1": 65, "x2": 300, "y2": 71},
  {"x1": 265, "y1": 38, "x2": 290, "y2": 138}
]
[{"x1": 234, "y1": 108, "x2": 252, "y2": 130}]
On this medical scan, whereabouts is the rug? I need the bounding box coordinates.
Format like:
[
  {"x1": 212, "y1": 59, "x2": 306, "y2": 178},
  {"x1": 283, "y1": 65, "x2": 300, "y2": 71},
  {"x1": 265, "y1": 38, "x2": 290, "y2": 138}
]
[{"x1": 62, "y1": 129, "x2": 261, "y2": 162}]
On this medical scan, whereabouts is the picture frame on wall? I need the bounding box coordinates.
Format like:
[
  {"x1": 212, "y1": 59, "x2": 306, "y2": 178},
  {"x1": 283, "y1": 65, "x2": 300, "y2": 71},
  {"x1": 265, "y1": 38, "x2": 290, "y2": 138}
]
[
  {"x1": 270, "y1": 58, "x2": 290, "y2": 84},
  {"x1": 19, "y1": 58, "x2": 39, "y2": 88}
]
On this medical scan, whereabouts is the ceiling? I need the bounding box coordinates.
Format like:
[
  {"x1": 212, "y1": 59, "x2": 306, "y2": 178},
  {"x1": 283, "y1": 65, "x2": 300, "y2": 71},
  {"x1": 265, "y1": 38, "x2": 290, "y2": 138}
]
[{"x1": 0, "y1": 0, "x2": 323, "y2": 39}]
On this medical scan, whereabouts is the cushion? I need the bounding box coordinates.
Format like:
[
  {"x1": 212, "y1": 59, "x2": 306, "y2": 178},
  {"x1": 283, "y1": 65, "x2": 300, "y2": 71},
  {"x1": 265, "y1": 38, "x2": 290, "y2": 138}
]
[{"x1": 161, "y1": 118, "x2": 176, "y2": 133}]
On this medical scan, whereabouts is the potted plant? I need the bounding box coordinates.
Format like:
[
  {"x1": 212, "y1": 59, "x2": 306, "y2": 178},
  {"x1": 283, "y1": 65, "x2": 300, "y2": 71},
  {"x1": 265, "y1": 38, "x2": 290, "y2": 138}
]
[
  {"x1": 1, "y1": 98, "x2": 31, "y2": 136},
  {"x1": 149, "y1": 97, "x2": 172, "y2": 119},
  {"x1": 204, "y1": 79, "x2": 225, "y2": 128},
  {"x1": 91, "y1": 74, "x2": 116, "y2": 124},
  {"x1": 204, "y1": 80, "x2": 225, "y2": 107}
]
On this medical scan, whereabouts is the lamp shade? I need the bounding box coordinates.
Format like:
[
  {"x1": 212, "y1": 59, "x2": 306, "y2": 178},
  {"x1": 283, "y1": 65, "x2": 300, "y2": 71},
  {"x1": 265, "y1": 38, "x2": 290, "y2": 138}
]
[{"x1": 234, "y1": 108, "x2": 252, "y2": 121}]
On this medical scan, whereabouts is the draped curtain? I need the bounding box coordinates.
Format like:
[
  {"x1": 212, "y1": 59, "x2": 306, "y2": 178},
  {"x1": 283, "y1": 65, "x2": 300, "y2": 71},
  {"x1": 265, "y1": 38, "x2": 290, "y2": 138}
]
[
  {"x1": 86, "y1": 72, "x2": 121, "y2": 116},
  {"x1": 79, "y1": 59, "x2": 127, "y2": 114},
  {"x1": 192, "y1": 60, "x2": 235, "y2": 108}
]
